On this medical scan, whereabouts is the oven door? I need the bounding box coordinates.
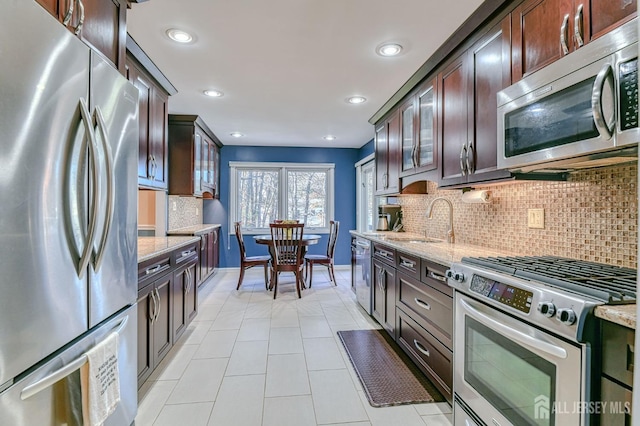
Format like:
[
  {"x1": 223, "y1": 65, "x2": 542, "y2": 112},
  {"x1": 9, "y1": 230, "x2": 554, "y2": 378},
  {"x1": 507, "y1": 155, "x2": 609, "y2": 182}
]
[{"x1": 454, "y1": 293, "x2": 585, "y2": 426}]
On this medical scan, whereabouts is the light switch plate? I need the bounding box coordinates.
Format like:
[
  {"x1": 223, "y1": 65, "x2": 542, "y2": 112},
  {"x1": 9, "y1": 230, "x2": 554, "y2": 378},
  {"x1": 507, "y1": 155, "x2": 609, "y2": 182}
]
[{"x1": 528, "y1": 208, "x2": 545, "y2": 229}]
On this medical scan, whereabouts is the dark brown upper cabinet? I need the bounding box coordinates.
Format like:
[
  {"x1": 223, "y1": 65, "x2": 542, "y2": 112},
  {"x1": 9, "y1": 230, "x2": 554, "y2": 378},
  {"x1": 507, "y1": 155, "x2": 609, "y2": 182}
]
[
  {"x1": 439, "y1": 16, "x2": 512, "y2": 187},
  {"x1": 512, "y1": 0, "x2": 636, "y2": 81},
  {"x1": 35, "y1": 0, "x2": 127, "y2": 73},
  {"x1": 126, "y1": 55, "x2": 169, "y2": 190},
  {"x1": 168, "y1": 115, "x2": 223, "y2": 199},
  {"x1": 375, "y1": 110, "x2": 401, "y2": 195},
  {"x1": 400, "y1": 77, "x2": 438, "y2": 177}
]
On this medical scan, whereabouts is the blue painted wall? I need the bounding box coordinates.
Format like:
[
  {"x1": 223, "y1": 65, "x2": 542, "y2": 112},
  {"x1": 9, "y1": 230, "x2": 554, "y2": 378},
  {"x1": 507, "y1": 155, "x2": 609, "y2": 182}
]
[
  {"x1": 358, "y1": 139, "x2": 374, "y2": 160},
  {"x1": 203, "y1": 145, "x2": 362, "y2": 267}
]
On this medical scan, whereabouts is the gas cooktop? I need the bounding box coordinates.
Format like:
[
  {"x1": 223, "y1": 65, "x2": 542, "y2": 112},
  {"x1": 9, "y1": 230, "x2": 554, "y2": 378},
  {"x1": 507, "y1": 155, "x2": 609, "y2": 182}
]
[{"x1": 461, "y1": 256, "x2": 636, "y2": 304}]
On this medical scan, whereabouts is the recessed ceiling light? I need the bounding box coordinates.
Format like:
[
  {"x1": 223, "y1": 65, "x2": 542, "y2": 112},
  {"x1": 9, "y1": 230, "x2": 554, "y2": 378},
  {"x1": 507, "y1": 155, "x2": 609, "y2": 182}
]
[
  {"x1": 166, "y1": 28, "x2": 193, "y2": 43},
  {"x1": 323, "y1": 135, "x2": 336, "y2": 141},
  {"x1": 203, "y1": 90, "x2": 224, "y2": 97},
  {"x1": 346, "y1": 96, "x2": 367, "y2": 104},
  {"x1": 376, "y1": 43, "x2": 403, "y2": 57},
  {"x1": 230, "y1": 132, "x2": 244, "y2": 138}
]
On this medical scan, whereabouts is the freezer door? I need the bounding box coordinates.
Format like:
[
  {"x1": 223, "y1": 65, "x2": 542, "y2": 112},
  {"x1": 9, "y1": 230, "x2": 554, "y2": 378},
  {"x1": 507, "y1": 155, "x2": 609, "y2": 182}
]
[
  {"x1": 0, "y1": 305, "x2": 138, "y2": 426},
  {"x1": 88, "y1": 52, "x2": 139, "y2": 327},
  {"x1": 0, "y1": 0, "x2": 91, "y2": 388}
]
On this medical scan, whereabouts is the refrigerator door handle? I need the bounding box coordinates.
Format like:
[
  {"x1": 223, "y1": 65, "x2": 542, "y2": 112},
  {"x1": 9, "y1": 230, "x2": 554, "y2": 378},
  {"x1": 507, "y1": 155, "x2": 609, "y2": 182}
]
[
  {"x1": 20, "y1": 316, "x2": 129, "y2": 401},
  {"x1": 92, "y1": 106, "x2": 115, "y2": 271},
  {"x1": 77, "y1": 98, "x2": 100, "y2": 278}
]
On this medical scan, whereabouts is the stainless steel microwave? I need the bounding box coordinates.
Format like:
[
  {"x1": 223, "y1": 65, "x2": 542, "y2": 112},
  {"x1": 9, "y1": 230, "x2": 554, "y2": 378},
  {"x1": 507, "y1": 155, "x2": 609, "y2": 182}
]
[{"x1": 497, "y1": 19, "x2": 638, "y2": 173}]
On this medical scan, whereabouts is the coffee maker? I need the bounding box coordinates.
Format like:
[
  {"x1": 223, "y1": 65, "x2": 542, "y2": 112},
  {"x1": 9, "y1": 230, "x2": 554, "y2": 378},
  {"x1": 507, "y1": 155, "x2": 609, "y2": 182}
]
[{"x1": 376, "y1": 204, "x2": 403, "y2": 231}]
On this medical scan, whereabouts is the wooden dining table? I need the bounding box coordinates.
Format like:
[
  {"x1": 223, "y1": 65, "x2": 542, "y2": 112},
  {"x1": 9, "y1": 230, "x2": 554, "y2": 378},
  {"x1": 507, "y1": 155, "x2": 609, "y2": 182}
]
[{"x1": 253, "y1": 234, "x2": 322, "y2": 290}]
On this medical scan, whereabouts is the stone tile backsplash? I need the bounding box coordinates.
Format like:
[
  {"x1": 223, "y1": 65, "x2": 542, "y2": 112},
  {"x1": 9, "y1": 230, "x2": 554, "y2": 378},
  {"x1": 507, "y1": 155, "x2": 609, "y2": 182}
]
[
  {"x1": 167, "y1": 195, "x2": 203, "y2": 230},
  {"x1": 395, "y1": 163, "x2": 637, "y2": 268}
]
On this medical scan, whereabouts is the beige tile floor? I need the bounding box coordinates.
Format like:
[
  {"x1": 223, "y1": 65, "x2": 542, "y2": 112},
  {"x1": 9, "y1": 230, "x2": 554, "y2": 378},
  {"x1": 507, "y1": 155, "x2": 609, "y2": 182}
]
[{"x1": 136, "y1": 266, "x2": 453, "y2": 426}]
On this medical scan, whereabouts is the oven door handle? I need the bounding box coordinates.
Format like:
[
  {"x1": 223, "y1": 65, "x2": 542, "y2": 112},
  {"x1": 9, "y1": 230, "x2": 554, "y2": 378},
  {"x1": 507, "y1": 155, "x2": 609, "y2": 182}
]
[{"x1": 460, "y1": 298, "x2": 568, "y2": 359}]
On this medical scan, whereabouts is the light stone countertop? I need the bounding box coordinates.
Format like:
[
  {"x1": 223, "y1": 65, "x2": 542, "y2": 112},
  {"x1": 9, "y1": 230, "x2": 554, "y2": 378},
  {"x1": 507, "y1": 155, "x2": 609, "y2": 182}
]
[
  {"x1": 349, "y1": 230, "x2": 518, "y2": 267},
  {"x1": 166, "y1": 224, "x2": 221, "y2": 236},
  {"x1": 594, "y1": 304, "x2": 637, "y2": 330},
  {"x1": 138, "y1": 236, "x2": 201, "y2": 263},
  {"x1": 351, "y1": 230, "x2": 637, "y2": 329}
]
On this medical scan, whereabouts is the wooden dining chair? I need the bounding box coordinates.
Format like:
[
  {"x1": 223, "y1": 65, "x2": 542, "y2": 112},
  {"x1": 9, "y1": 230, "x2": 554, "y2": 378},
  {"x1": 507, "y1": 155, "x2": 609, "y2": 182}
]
[
  {"x1": 304, "y1": 220, "x2": 339, "y2": 287},
  {"x1": 234, "y1": 222, "x2": 271, "y2": 290},
  {"x1": 269, "y1": 222, "x2": 305, "y2": 299}
]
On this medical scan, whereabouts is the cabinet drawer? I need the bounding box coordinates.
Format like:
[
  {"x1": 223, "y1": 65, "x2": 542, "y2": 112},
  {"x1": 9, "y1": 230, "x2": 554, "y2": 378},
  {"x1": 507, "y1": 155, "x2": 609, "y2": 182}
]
[
  {"x1": 397, "y1": 272, "x2": 453, "y2": 349},
  {"x1": 396, "y1": 251, "x2": 420, "y2": 279},
  {"x1": 372, "y1": 243, "x2": 395, "y2": 266},
  {"x1": 420, "y1": 260, "x2": 452, "y2": 297},
  {"x1": 396, "y1": 309, "x2": 452, "y2": 402},
  {"x1": 175, "y1": 243, "x2": 199, "y2": 266},
  {"x1": 138, "y1": 254, "x2": 171, "y2": 288},
  {"x1": 600, "y1": 376, "x2": 632, "y2": 425},
  {"x1": 601, "y1": 321, "x2": 635, "y2": 388}
]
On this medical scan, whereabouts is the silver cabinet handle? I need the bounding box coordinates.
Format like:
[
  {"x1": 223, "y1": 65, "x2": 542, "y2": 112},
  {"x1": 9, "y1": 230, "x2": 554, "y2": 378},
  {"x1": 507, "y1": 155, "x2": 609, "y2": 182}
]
[
  {"x1": 149, "y1": 290, "x2": 156, "y2": 323},
  {"x1": 413, "y1": 339, "x2": 430, "y2": 357},
  {"x1": 560, "y1": 14, "x2": 570, "y2": 55},
  {"x1": 377, "y1": 250, "x2": 391, "y2": 258},
  {"x1": 414, "y1": 298, "x2": 431, "y2": 310},
  {"x1": 62, "y1": 0, "x2": 74, "y2": 25},
  {"x1": 148, "y1": 155, "x2": 154, "y2": 179},
  {"x1": 74, "y1": 0, "x2": 84, "y2": 35},
  {"x1": 78, "y1": 98, "x2": 100, "y2": 279},
  {"x1": 201, "y1": 236, "x2": 206, "y2": 250},
  {"x1": 591, "y1": 64, "x2": 615, "y2": 140},
  {"x1": 428, "y1": 271, "x2": 448, "y2": 283},
  {"x1": 212, "y1": 231, "x2": 218, "y2": 244},
  {"x1": 154, "y1": 288, "x2": 161, "y2": 322},
  {"x1": 93, "y1": 107, "x2": 114, "y2": 271},
  {"x1": 466, "y1": 141, "x2": 475, "y2": 174},
  {"x1": 574, "y1": 4, "x2": 584, "y2": 48},
  {"x1": 181, "y1": 250, "x2": 196, "y2": 259},
  {"x1": 459, "y1": 144, "x2": 467, "y2": 176},
  {"x1": 20, "y1": 316, "x2": 128, "y2": 401},
  {"x1": 146, "y1": 265, "x2": 161, "y2": 275},
  {"x1": 400, "y1": 260, "x2": 416, "y2": 269}
]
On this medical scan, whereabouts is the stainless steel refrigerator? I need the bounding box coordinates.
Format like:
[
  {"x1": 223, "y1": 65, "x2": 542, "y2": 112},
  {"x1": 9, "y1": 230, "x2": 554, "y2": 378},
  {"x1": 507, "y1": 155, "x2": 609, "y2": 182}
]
[{"x1": 0, "y1": 1, "x2": 138, "y2": 424}]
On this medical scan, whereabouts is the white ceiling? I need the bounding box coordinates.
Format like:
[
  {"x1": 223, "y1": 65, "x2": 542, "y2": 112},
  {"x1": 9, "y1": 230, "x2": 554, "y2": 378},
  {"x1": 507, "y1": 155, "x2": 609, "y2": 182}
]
[{"x1": 127, "y1": 0, "x2": 484, "y2": 148}]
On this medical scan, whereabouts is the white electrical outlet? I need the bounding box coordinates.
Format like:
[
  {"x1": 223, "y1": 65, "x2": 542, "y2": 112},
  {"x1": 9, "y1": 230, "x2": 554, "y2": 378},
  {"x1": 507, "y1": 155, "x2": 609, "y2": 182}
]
[
  {"x1": 527, "y1": 208, "x2": 544, "y2": 229},
  {"x1": 172, "y1": 201, "x2": 177, "y2": 211},
  {"x1": 195, "y1": 207, "x2": 199, "y2": 216}
]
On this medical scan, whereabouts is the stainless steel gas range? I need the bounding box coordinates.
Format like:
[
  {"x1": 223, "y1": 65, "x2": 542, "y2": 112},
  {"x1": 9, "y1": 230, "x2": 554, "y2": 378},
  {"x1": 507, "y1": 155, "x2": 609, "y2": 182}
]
[{"x1": 446, "y1": 256, "x2": 636, "y2": 426}]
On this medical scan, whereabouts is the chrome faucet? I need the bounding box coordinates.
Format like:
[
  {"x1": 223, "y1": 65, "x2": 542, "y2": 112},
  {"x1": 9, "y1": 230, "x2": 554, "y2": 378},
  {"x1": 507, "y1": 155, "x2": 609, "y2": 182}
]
[{"x1": 425, "y1": 197, "x2": 455, "y2": 243}]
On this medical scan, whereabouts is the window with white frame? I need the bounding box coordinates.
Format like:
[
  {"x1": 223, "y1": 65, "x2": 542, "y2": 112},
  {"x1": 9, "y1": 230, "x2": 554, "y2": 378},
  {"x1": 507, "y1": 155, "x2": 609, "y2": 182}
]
[{"x1": 230, "y1": 162, "x2": 335, "y2": 233}]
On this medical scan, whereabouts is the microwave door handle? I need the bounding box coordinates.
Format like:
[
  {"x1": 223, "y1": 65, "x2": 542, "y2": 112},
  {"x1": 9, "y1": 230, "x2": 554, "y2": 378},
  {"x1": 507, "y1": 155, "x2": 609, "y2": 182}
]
[
  {"x1": 459, "y1": 298, "x2": 568, "y2": 359},
  {"x1": 591, "y1": 64, "x2": 615, "y2": 140}
]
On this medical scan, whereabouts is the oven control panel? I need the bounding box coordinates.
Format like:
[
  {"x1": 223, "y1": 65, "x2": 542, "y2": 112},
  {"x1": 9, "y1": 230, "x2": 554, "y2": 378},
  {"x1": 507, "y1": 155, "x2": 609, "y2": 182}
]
[{"x1": 469, "y1": 274, "x2": 533, "y2": 314}]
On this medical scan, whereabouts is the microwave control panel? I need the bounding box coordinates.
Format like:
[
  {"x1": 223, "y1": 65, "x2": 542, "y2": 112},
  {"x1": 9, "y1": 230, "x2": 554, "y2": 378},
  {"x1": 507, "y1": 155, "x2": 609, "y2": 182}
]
[
  {"x1": 619, "y1": 59, "x2": 638, "y2": 131},
  {"x1": 469, "y1": 275, "x2": 534, "y2": 314}
]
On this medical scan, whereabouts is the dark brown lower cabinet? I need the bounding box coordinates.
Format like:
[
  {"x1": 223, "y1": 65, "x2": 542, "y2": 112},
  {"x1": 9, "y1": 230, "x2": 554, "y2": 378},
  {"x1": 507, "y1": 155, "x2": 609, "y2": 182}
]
[
  {"x1": 396, "y1": 308, "x2": 453, "y2": 402},
  {"x1": 372, "y1": 259, "x2": 396, "y2": 337},
  {"x1": 137, "y1": 273, "x2": 172, "y2": 387},
  {"x1": 172, "y1": 259, "x2": 198, "y2": 343},
  {"x1": 137, "y1": 241, "x2": 200, "y2": 389},
  {"x1": 199, "y1": 228, "x2": 219, "y2": 286},
  {"x1": 598, "y1": 321, "x2": 634, "y2": 425}
]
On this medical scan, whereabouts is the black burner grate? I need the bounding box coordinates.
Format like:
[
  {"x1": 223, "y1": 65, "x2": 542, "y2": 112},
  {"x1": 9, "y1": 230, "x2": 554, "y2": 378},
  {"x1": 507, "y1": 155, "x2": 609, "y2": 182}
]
[{"x1": 461, "y1": 256, "x2": 637, "y2": 304}]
